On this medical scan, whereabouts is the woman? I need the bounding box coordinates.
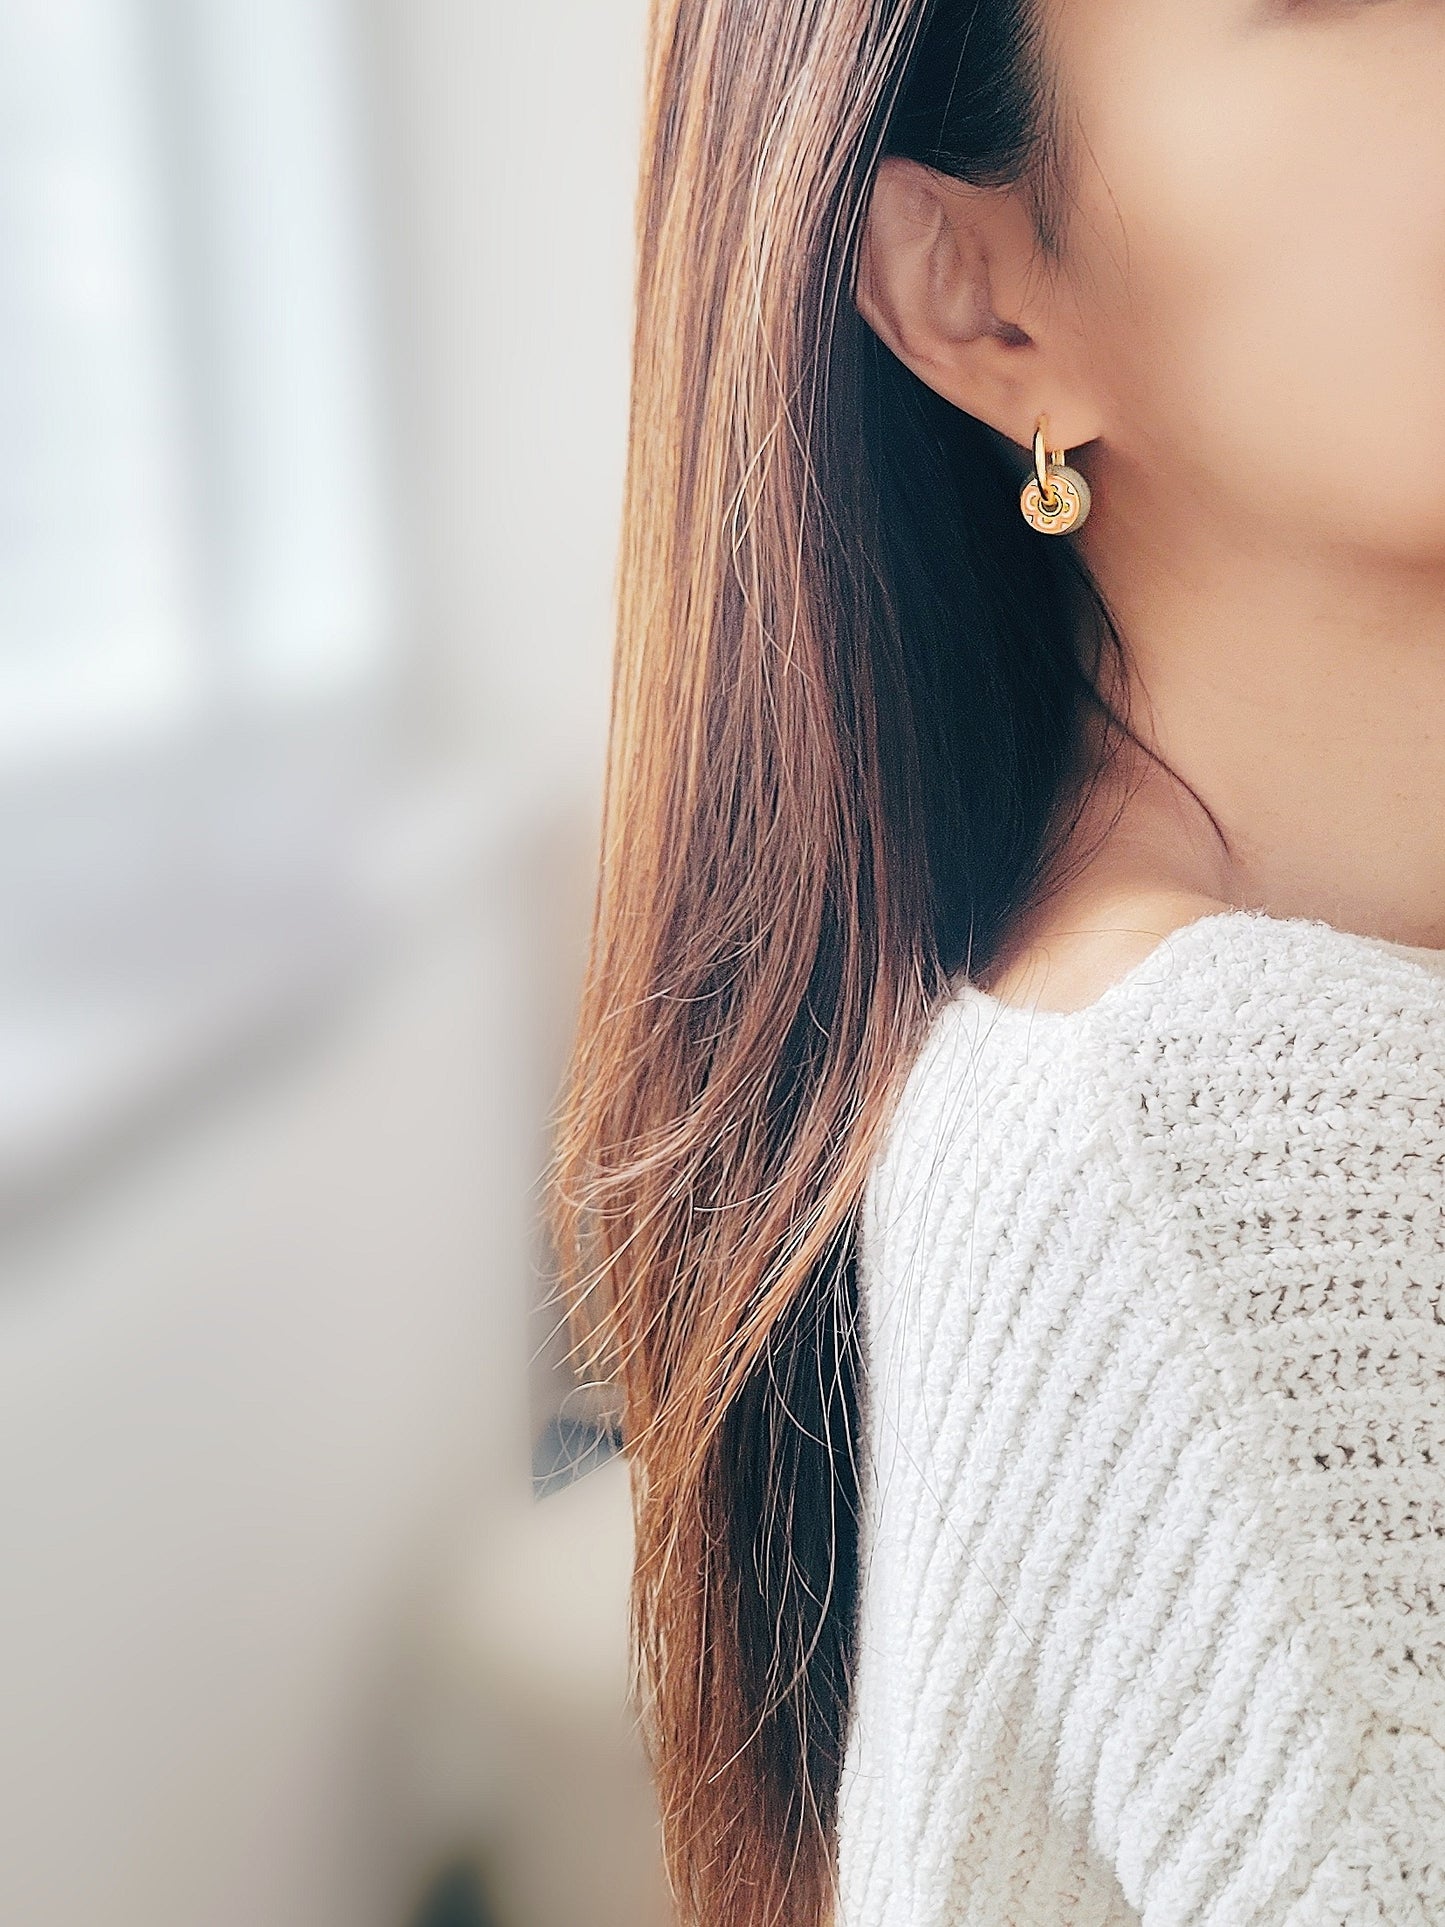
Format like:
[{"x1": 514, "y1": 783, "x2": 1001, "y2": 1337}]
[{"x1": 547, "y1": 0, "x2": 1445, "y2": 1921}]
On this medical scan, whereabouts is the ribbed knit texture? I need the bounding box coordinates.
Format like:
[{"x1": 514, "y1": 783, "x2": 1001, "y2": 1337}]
[{"x1": 834, "y1": 910, "x2": 1445, "y2": 1926}]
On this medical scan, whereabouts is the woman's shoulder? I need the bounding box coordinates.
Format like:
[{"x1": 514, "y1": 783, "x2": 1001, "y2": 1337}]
[{"x1": 867, "y1": 892, "x2": 1445, "y2": 1241}]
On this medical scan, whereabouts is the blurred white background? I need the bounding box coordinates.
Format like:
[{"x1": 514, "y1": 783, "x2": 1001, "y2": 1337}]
[{"x1": 0, "y1": 3, "x2": 667, "y2": 1924}]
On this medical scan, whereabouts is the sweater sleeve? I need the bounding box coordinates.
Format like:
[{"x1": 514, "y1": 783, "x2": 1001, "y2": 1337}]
[{"x1": 832, "y1": 999, "x2": 1394, "y2": 1927}]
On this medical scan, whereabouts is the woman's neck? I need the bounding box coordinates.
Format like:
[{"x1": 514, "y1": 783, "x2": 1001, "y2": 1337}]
[{"x1": 1068, "y1": 500, "x2": 1445, "y2": 952}]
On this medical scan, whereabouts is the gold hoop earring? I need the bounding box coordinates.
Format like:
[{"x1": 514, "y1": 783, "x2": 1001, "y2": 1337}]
[{"x1": 1020, "y1": 415, "x2": 1091, "y2": 534}]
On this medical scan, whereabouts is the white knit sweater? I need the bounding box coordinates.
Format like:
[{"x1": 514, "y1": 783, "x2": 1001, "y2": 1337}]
[{"x1": 834, "y1": 909, "x2": 1445, "y2": 1926}]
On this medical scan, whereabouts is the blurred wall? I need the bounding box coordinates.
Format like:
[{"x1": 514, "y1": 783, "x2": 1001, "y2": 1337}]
[
  {"x1": 364, "y1": 0, "x2": 636, "y2": 775},
  {"x1": 362, "y1": 0, "x2": 649, "y2": 1440},
  {"x1": 0, "y1": 863, "x2": 536, "y2": 1927},
  {"x1": 0, "y1": 3, "x2": 651, "y2": 1925}
]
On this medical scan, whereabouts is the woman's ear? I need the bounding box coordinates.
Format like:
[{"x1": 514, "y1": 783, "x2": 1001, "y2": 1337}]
[{"x1": 854, "y1": 154, "x2": 1097, "y2": 457}]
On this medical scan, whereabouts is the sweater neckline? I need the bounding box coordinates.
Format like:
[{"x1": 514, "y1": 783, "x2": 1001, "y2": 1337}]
[{"x1": 954, "y1": 906, "x2": 1445, "y2": 1027}]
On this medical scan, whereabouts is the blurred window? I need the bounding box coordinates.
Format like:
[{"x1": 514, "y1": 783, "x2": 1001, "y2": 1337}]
[
  {"x1": 0, "y1": 0, "x2": 408, "y2": 1210},
  {"x1": 0, "y1": 0, "x2": 393, "y2": 769}
]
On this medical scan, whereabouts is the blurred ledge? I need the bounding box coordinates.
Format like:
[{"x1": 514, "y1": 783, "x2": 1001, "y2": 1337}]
[
  {"x1": 531, "y1": 1410, "x2": 623, "y2": 1498},
  {"x1": 0, "y1": 746, "x2": 559, "y2": 1230}
]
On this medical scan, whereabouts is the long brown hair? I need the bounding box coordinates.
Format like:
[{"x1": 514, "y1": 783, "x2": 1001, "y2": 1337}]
[{"x1": 546, "y1": 2, "x2": 1121, "y2": 1921}]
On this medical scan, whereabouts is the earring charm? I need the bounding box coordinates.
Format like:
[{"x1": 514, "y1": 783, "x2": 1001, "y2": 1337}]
[{"x1": 1019, "y1": 415, "x2": 1091, "y2": 534}]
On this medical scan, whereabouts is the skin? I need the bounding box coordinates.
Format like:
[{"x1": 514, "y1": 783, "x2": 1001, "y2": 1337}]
[{"x1": 855, "y1": 0, "x2": 1445, "y2": 1010}]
